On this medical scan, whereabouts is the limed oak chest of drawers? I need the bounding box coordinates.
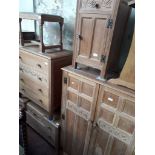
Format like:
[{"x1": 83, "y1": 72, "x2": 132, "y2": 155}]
[
  {"x1": 19, "y1": 45, "x2": 72, "y2": 118},
  {"x1": 61, "y1": 66, "x2": 134, "y2": 155}
]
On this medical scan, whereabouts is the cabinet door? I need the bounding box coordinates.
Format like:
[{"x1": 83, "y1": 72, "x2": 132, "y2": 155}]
[
  {"x1": 88, "y1": 86, "x2": 135, "y2": 155},
  {"x1": 74, "y1": 13, "x2": 110, "y2": 70},
  {"x1": 61, "y1": 72, "x2": 99, "y2": 155}
]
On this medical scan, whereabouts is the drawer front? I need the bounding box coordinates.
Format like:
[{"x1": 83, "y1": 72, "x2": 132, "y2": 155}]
[
  {"x1": 19, "y1": 49, "x2": 49, "y2": 74},
  {"x1": 19, "y1": 63, "x2": 49, "y2": 88},
  {"x1": 20, "y1": 84, "x2": 49, "y2": 112},
  {"x1": 19, "y1": 72, "x2": 49, "y2": 98},
  {"x1": 26, "y1": 111, "x2": 59, "y2": 147},
  {"x1": 79, "y1": 0, "x2": 116, "y2": 13}
]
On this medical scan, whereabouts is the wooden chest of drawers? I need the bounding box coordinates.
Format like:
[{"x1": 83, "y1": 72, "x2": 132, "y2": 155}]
[
  {"x1": 26, "y1": 101, "x2": 60, "y2": 149},
  {"x1": 19, "y1": 45, "x2": 72, "y2": 118},
  {"x1": 61, "y1": 66, "x2": 134, "y2": 155}
]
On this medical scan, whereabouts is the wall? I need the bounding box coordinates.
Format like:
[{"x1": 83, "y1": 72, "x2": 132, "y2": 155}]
[{"x1": 34, "y1": 0, "x2": 77, "y2": 51}]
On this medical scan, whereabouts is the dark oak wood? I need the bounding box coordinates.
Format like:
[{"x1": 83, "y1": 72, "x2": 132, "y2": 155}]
[
  {"x1": 61, "y1": 66, "x2": 134, "y2": 155},
  {"x1": 19, "y1": 45, "x2": 72, "y2": 119},
  {"x1": 19, "y1": 12, "x2": 64, "y2": 53},
  {"x1": 73, "y1": 0, "x2": 131, "y2": 79}
]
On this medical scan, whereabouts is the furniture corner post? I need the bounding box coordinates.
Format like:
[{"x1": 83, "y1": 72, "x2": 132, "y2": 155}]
[
  {"x1": 59, "y1": 22, "x2": 63, "y2": 51},
  {"x1": 39, "y1": 20, "x2": 45, "y2": 53},
  {"x1": 19, "y1": 18, "x2": 24, "y2": 46}
]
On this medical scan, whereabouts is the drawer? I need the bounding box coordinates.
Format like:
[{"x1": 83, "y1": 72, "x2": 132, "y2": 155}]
[
  {"x1": 26, "y1": 104, "x2": 60, "y2": 147},
  {"x1": 19, "y1": 49, "x2": 49, "y2": 74},
  {"x1": 79, "y1": 0, "x2": 116, "y2": 13},
  {"x1": 19, "y1": 63, "x2": 49, "y2": 88},
  {"x1": 102, "y1": 91, "x2": 119, "y2": 108},
  {"x1": 19, "y1": 72, "x2": 49, "y2": 97},
  {"x1": 20, "y1": 84, "x2": 49, "y2": 112}
]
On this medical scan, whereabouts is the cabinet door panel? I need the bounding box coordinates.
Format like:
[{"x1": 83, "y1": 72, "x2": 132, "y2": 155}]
[
  {"x1": 75, "y1": 14, "x2": 110, "y2": 70},
  {"x1": 62, "y1": 72, "x2": 99, "y2": 155}
]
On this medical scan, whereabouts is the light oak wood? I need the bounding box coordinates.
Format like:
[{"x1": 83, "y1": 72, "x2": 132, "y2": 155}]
[
  {"x1": 61, "y1": 66, "x2": 135, "y2": 155},
  {"x1": 73, "y1": 0, "x2": 131, "y2": 79},
  {"x1": 19, "y1": 46, "x2": 72, "y2": 118}
]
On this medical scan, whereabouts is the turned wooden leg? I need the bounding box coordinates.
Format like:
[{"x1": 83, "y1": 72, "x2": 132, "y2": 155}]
[
  {"x1": 39, "y1": 21, "x2": 45, "y2": 53},
  {"x1": 19, "y1": 18, "x2": 24, "y2": 46},
  {"x1": 59, "y1": 22, "x2": 63, "y2": 51}
]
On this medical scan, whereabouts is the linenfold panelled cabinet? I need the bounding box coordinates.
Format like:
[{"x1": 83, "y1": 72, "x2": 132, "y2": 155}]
[
  {"x1": 73, "y1": 0, "x2": 130, "y2": 78},
  {"x1": 61, "y1": 66, "x2": 135, "y2": 155}
]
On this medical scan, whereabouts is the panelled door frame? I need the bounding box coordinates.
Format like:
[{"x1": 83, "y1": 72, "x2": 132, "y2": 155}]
[
  {"x1": 75, "y1": 13, "x2": 111, "y2": 71},
  {"x1": 92, "y1": 85, "x2": 135, "y2": 155},
  {"x1": 62, "y1": 71, "x2": 100, "y2": 155}
]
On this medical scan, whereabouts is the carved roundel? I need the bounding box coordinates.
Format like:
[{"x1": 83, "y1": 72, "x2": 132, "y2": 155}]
[
  {"x1": 102, "y1": 0, "x2": 113, "y2": 8},
  {"x1": 87, "y1": 0, "x2": 97, "y2": 8}
]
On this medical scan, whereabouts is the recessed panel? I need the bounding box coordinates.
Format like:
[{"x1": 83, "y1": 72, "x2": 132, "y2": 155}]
[
  {"x1": 81, "y1": 82, "x2": 94, "y2": 97},
  {"x1": 68, "y1": 76, "x2": 79, "y2": 90}
]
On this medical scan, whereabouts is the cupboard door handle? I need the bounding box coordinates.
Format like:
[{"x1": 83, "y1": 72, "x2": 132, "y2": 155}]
[
  {"x1": 93, "y1": 122, "x2": 98, "y2": 128},
  {"x1": 37, "y1": 64, "x2": 42, "y2": 68},
  {"x1": 76, "y1": 34, "x2": 83, "y2": 40},
  {"x1": 38, "y1": 77, "x2": 42, "y2": 81},
  {"x1": 61, "y1": 114, "x2": 65, "y2": 120},
  {"x1": 95, "y1": 3, "x2": 99, "y2": 8}
]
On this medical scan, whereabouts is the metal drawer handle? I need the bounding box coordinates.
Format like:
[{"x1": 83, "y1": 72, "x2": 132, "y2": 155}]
[
  {"x1": 21, "y1": 88, "x2": 25, "y2": 92},
  {"x1": 20, "y1": 78, "x2": 24, "y2": 83},
  {"x1": 95, "y1": 3, "x2": 99, "y2": 8},
  {"x1": 19, "y1": 56, "x2": 22, "y2": 60},
  {"x1": 38, "y1": 99, "x2": 43, "y2": 104},
  {"x1": 38, "y1": 89, "x2": 43, "y2": 93},
  {"x1": 37, "y1": 64, "x2": 42, "y2": 68},
  {"x1": 19, "y1": 67, "x2": 23, "y2": 72}
]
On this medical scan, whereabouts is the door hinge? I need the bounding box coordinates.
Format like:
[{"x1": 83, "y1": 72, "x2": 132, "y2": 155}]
[
  {"x1": 64, "y1": 77, "x2": 67, "y2": 84},
  {"x1": 100, "y1": 55, "x2": 106, "y2": 63},
  {"x1": 107, "y1": 19, "x2": 113, "y2": 29}
]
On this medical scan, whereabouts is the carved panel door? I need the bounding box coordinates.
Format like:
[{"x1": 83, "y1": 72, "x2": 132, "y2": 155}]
[
  {"x1": 74, "y1": 13, "x2": 110, "y2": 70},
  {"x1": 88, "y1": 85, "x2": 135, "y2": 155},
  {"x1": 61, "y1": 71, "x2": 99, "y2": 155}
]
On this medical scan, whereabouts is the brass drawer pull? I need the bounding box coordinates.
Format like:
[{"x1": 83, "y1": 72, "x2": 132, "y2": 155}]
[
  {"x1": 20, "y1": 78, "x2": 24, "y2": 83},
  {"x1": 19, "y1": 56, "x2": 22, "y2": 60},
  {"x1": 38, "y1": 89, "x2": 43, "y2": 93},
  {"x1": 37, "y1": 64, "x2": 42, "y2": 68},
  {"x1": 21, "y1": 88, "x2": 25, "y2": 93},
  {"x1": 38, "y1": 99, "x2": 43, "y2": 104},
  {"x1": 19, "y1": 67, "x2": 23, "y2": 72}
]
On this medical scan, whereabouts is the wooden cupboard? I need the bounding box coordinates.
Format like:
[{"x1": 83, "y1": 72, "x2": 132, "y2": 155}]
[
  {"x1": 73, "y1": 0, "x2": 130, "y2": 78},
  {"x1": 61, "y1": 66, "x2": 134, "y2": 155},
  {"x1": 19, "y1": 45, "x2": 72, "y2": 118}
]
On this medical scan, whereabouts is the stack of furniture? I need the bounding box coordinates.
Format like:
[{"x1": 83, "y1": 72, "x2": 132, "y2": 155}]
[
  {"x1": 19, "y1": 12, "x2": 72, "y2": 151},
  {"x1": 61, "y1": 0, "x2": 135, "y2": 155}
]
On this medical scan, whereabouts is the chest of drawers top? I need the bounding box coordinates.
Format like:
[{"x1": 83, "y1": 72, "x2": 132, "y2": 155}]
[{"x1": 19, "y1": 44, "x2": 72, "y2": 60}]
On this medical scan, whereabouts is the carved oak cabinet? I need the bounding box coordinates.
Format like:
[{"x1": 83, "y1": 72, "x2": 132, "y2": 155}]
[
  {"x1": 19, "y1": 45, "x2": 72, "y2": 118},
  {"x1": 73, "y1": 0, "x2": 130, "y2": 78},
  {"x1": 61, "y1": 66, "x2": 135, "y2": 155}
]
